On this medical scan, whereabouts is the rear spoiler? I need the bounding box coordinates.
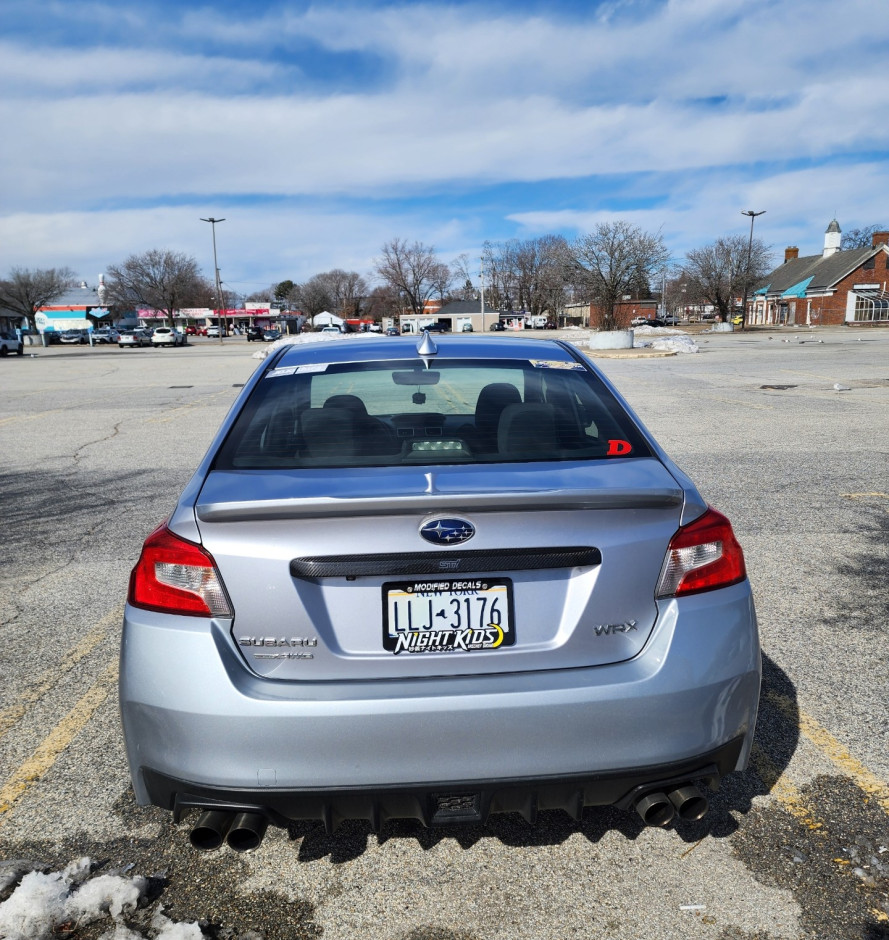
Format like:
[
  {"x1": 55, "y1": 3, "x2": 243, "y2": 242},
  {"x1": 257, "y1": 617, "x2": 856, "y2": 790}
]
[{"x1": 196, "y1": 488, "x2": 683, "y2": 523}]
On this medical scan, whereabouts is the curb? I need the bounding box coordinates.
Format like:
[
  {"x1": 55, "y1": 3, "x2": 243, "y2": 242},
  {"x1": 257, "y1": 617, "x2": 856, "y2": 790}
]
[{"x1": 584, "y1": 347, "x2": 677, "y2": 358}]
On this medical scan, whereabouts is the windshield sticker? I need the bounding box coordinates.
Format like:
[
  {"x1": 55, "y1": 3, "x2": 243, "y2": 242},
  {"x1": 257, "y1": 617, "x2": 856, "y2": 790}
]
[
  {"x1": 530, "y1": 359, "x2": 585, "y2": 370},
  {"x1": 266, "y1": 363, "x2": 329, "y2": 378}
]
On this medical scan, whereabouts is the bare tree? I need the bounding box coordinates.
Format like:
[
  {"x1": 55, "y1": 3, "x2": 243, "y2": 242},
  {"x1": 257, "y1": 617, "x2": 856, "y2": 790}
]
[
  {"x1": 682, "y1": 235, "x2": 772, "y2": 323},
  {"x1": 568, "y1": 222, "x2": 671, "y2": 331},
  {"x1": 246, "y1": 287, "x2": 275, "y2": 303},
  {"x1": 481, "y1": 240, "x2": 512, "y2": 311},
  {"x1": 297, "y1": 275, "x2": 334, "y2": 320},
  {"x1": 512, "y1": 235, "x2": 569, "y2": 317},
  {"x1": 106, "y1": 250, "x2": 205, "y2": 326},
  {"x1": 841, "y1": 225, "x2": 885, "y2": 250},
  {"x1": 0, "y1": 266, "x2": 76, "y2": 339},
  {"x1": 375, "y1": 239, "x2": 448, "y2": 317},
  {"x1": 316, "y1": 269, "x2": 368, "y2": 317},
  {"x1": 364, "y1": 284, "x2": 402, "y2": 322}
]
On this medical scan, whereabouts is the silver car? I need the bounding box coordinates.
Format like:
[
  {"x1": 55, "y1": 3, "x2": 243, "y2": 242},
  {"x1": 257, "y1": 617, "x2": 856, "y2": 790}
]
[{"x1": 120, "y1": 333, "x2": 760, "y2": 851}]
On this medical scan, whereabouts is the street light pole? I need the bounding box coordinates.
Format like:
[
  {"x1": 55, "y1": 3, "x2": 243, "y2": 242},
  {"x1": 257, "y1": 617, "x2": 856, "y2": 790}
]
[
  {"x1": 740, "y1": 209, "x2": 765, "y2": 330},
  {"x1": 200, "y1": 217, "x2": 226, "y2": 344}
]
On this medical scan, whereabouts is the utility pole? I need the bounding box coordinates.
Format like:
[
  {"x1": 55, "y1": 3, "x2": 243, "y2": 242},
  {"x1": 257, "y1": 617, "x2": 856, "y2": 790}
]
[
  {"x1": 479, "y1": 256, "x2": 486, "y2": 332},
  {"x1": 200, "y1": 217, "x2": 226, "y2": 344},
  {"x1": 740, "y1": 210, "x2": 765, "y2": 330}
]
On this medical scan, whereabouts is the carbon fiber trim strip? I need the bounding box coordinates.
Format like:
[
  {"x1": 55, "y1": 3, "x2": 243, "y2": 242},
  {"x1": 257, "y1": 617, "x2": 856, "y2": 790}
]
[{"x1": 289, "y1": 546, "x2": 601, "y2": 579}]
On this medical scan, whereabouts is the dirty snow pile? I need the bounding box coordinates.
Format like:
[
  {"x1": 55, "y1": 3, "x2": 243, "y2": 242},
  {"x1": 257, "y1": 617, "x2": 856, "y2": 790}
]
[
  {"x1": 251, "y1": 330, "x2": 383, "y2": 359},
  {"x1": 633, "y1": 333, "x2": 699, "y2": 354},
  {"x1": 626, "y1": 325, "x2": 698, "y2": 354},
  {"x1": 0, "y1": 858, "x2": 205, "y2": 940}
]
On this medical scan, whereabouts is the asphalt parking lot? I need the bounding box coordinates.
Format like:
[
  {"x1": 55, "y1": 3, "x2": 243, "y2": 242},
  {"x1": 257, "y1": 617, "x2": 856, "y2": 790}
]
[{"x1": 1, "y1": 328, "x2": 887, "y2": 940}]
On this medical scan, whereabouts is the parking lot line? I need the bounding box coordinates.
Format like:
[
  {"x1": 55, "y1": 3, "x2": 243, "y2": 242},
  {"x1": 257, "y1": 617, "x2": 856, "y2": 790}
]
[
  {"x1": 763, "y1": 689, "x2": 889, "y2": 817},
  {"x1": 145, "y1": 388, "x2": 236, "y2": 424},
  {"x1": 751, "y1": 743, "x2": 825, "y2": 830},
  {"x1": 0, "y1": 606, "x2": 122, "y2": 740},
  {"x1": 0, "y1": 657, "x2": 119, "y2": 827},
  {"x1": 0, "y1": 400, "x2": 100, "y2": 427}
]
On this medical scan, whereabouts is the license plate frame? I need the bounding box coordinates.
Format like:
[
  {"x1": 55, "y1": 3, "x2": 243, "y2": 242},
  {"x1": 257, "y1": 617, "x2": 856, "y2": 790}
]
[{"x1": 382, "y1": 577, "x2": 515, "y2": 655}]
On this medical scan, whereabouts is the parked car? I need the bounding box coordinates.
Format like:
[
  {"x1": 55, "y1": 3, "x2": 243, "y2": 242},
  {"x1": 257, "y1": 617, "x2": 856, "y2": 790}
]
[
  {"x1": 246, "y1": 327, "x2": 265, "y2": 342},
  {"x1": 385, "y1": 327, "x2": 400, "y2": 336},
  {"x1": 118, "y1": 329, "x2": 151, "y2": 348},
  {"x1": 93, "y1": 328, "x2": 120, "y2": 344},
  {"x1": 204, "y1": 326, "x2": 227, "y2": 338},
  {"x1": 263, "y1": 329, "x2": 283, "y2": 341},
  {"x1": 318, "y1": 327, "x2": 340, "y2": 337},
  {"x1": 121, "y1": 334, "x2": 760, "y2": 850},
  {"x1": 631, "y1": 316, "x2": 666, "y2": 327},
  {"x1": 461, "y1": 323, "x2": 474, "y2": 332},
  {"x1": 489, "y1": 321, "x2": 506, "y2": 331},
  {"x1": 185, "y1": 326, "x2": 198, "y2": 335},
  {"x1": 0, "y1": 330, "x2": 24, "y2": 356},
  {"x1": 60, "y1": 329, "x2": 89, "y2": 344},
  {"x1": 662, "y1": 315, "x2": 681, "y2": 326},
  {"x1": 151, "y1": 327, "x2": 186, "y2": 347}
]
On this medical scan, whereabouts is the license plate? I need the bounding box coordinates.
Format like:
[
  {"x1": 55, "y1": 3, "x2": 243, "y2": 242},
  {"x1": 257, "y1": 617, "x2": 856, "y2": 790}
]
[{"x1": 382, "y1": 578, "x2": 514, "y2": 655}]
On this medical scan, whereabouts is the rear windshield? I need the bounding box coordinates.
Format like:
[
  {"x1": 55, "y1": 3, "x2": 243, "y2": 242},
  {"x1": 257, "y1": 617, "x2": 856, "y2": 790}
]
[{"x1": 214, "y1": 356, "x2": 651, "y2": 469}]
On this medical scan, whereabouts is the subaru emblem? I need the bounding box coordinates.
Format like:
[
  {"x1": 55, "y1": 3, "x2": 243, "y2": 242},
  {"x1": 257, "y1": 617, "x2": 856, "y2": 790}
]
[{"x1": 420, "y1": 518, "x2": 475, "y2": 546}]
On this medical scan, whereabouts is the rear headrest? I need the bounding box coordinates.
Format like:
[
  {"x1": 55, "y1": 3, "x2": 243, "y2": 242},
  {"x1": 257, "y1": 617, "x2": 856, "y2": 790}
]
[
  {"x1": 301, "y1": 408, "x2": 356, "y2": 458},
  {"x1": 324, "y1": 394, "x2": 369, "y2": 416},
  {"x1": 475, "y1": 382, "x2": 522, "y2": 435},
  {"x1": 497, "y1": 403, "x2": 557, "y2": 457}
]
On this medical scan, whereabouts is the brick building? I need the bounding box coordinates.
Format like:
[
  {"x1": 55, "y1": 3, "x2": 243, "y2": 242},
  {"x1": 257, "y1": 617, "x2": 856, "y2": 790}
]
[
  {"x1": 562, "y1": 299, "x2": 659, "y2": 328},
  {"x1": 750, "y1": 221, "x2": 889, "y2": 326}
]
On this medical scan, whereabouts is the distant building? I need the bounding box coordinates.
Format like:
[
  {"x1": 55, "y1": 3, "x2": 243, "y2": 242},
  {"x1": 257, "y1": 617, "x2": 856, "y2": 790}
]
[
  {"x1": 751, "y1": 221, "x2": 889, "y2": 326},
  {"x1": 400, "y1": 299, "x2": 499, "y2": 334},
  {"x1": 35, "y1": 279, "x2": 113, "y2": 335},
  {"x1": 563, "y1": 299, "x2": 659, "y2": 328}
]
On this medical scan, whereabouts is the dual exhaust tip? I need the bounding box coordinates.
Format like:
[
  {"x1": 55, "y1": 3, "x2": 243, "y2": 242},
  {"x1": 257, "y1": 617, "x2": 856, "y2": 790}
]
[
  {"x1": 634, "y1": 785, "x2": 709, "y2": 827},
  {"x1": 189, "y1": 810, "x2": 268, "y2": 852}
]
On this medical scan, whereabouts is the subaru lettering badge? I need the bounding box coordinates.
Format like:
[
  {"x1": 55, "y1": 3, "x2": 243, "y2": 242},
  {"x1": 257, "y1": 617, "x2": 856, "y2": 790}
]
[{"x1": 420, "y1": 518, "x2": 475, "y2": 546}]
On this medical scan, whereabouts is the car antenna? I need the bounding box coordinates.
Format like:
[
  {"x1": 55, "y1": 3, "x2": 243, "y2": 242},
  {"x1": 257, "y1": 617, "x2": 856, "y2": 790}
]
[{"x1": 416, "y1": 330, "x2": 438, "y2": 367}]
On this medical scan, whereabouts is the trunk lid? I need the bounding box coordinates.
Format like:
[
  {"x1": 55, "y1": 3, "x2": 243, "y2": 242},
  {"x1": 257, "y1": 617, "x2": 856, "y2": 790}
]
[{"x1": 194, "y1": 458, "x2": 684, "y2": 681}]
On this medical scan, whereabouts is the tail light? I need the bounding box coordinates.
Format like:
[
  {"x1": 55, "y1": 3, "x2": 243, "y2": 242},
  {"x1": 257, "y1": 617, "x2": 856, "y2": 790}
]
[
  {"x1": 656, "y1": 507, "x2": 747, "y2": 598},
  {"x1": 128, "y1": 523, "x2": 232, "y2": 617}
]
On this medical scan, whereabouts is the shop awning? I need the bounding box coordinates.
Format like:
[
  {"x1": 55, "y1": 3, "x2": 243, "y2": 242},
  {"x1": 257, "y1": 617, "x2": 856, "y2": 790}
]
[{"x1": 781, "y1": 277, "x2": 813, "y2": 298}]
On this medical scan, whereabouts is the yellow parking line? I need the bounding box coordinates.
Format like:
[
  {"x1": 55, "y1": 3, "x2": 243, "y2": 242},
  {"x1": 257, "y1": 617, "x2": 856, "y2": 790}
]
[
  {"x1": 751, "y1": 743, "x2": 824, "y2": 830},
  {"x1": 0, "y1": 606, "x2": 123, "y2": 741},
  {"x1": 146, "y1": 389, "x2": 234, "y2": 424},
  {"x1": 0, "y1": 657, "x2": 119, "y2": 826},
  {"x1": 0, "y1": 401, "x2": 100, "y2": 427},
  {"x1": 703, "y1": 396, "x2": 774, "y2": 411},
  {"x1": 763, "y1": 690, "x2": 889, "y2": 817}
]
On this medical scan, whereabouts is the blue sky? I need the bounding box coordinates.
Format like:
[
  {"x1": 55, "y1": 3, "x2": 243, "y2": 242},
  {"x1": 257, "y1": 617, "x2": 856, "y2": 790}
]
[{"x1": 2, "y1": 0, "x2": 888, "y2": 298}]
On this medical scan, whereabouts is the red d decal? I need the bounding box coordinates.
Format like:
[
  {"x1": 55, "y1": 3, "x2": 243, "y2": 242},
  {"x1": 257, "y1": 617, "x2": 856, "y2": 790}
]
[{"x1": 607, "y1": 439, "x2": 632, "y2": 456}]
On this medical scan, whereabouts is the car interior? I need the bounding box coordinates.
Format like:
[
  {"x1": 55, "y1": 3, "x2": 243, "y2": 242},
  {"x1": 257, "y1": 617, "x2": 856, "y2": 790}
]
[{"x1": 217, "y1": 358, "x2": 648, "y2": 469}]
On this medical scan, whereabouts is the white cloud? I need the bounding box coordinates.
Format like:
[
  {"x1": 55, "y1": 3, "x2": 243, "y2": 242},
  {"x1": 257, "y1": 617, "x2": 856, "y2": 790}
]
[{"x1": 1, "y1": 0, "x2": 888, "y2": 282}]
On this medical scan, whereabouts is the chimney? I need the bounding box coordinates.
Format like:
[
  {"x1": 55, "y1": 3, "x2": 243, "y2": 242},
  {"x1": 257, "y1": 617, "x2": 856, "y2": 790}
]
[
  {"x1": 784, "y1": 246, "x2": 799, "y2": 262},
  {"x1": 872, "y1": 231, "x2": 889, "y2": 247}
]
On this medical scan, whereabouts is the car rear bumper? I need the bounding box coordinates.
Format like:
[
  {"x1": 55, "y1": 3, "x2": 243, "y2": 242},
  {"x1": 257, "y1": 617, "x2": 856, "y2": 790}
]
[
  {"x1": 141, "y1": 736, "x2": 745, "y2": 831},
  {"x1": 120, "y1": 582, "x2": 760, "y2": 825}
]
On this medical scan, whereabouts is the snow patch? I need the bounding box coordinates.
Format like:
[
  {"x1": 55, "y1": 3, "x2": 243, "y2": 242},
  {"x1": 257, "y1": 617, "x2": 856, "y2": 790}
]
[
  {"x1": 0, "y1": 860, "x2": 200, "y2": 940},
  {"x1": 251, "y1": 330, "x2": 384, "y2": 359}
]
